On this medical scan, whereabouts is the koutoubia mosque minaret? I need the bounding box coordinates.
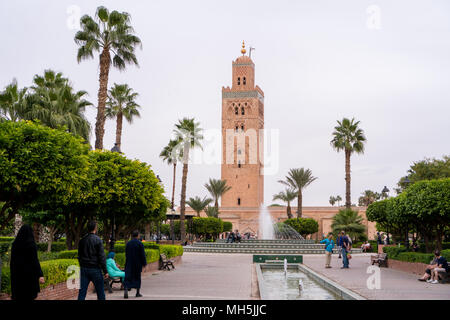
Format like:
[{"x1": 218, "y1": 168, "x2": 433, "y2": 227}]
[{"x1": 221, "y1": 41, "x2": 264, "y2": 209}]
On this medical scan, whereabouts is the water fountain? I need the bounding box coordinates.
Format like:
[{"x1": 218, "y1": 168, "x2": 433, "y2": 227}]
[
  {"x1": 258, "y1": 206, "x2": 275, "y2": 239},
  {"x1": 283, "y1": 258, "x2": 287, "y2": 277}
]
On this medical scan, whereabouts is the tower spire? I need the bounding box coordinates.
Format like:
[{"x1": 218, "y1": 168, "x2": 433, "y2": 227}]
[{"x1": 241, "y1": 40, "x2": 246, "y2": 55}]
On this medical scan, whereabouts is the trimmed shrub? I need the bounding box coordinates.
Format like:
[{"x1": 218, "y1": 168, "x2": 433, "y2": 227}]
[
  {"x1": 36, "y1": 242, "x2": 67, "y2": 252},
  {"x1": 1, "y1": 259, "x2": 79, "y2": 295},
  {"x1": 159, "y1": 245, "x2": 183, "y2": 258},
  {"x1": 0, "y1": 242, "x2": 11, "y2": 258},
  {"x1": 0, "y1": 237, "x2": 14, "y2": 242},
  {"x1": 57, "y1": 250, "x2": 78, "y2": 260},
  {"x1": 396, "y1": 252, "x2": 434, "y2": 264},
  {"x1": 38, "y1": 251, "x2": 60, "y2": 262},
  {"x1": 383, "y1": 246, "x2": 408, "y2": 258},
  {"x1": 145, "y1": 249, "x2": 160, "y2": 263}
]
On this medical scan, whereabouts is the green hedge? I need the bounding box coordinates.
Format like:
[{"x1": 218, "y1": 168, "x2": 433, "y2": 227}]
[
  {"x1": 0, "y1": 237, "x2": 14, "y2": 242},
  {"x1": 159, "y1": 245, "x2": 183, "y2": 258},
  {"x1": 113, "y1": 249, "x2": 160, "y2": 267},
  {"x1": 57, "y1": 250, "x2": 79, "y2": 260},
  {"x1": 0, "y1": 242, "x2": 11, "y2": 258},
  {"x1": 36, "y1": 242, "x2": 67, "y2": 252},
  {"x1": 1, "y1": 259, "x2": 79, "y2": 295},
  {"x1": 383, "y1": 247, "x2": 450, "y2": 264}
]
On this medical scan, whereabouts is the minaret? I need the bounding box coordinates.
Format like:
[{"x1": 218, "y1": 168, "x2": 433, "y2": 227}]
[{"x1": 221, "y1": 41, "x2": 264, "y2": 208}]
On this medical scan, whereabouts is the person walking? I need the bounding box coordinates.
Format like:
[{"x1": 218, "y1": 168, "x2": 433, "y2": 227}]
[
  {"x1": 124, "y1": 230, "x2": 147, "y2": 299},
  {"x1": 10, "y1": 225, "x2": 45, "y2": 300},
  {"x1": 77, "y1": 221, "x2": 108, "y2": 300},
  {"x1": 340, "y1": 231, "x2": 350, "y2": 269},
  {"x1": 337, "y1": 231, "x2": 344, "y2": 259},
  {"x1": 320, "y1": 234, "x2": 335, "y2": 268}
]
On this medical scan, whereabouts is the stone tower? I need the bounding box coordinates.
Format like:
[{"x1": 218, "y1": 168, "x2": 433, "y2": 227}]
[{"x1": 221, "y1": 42, "x2": 264, "y2": 208}]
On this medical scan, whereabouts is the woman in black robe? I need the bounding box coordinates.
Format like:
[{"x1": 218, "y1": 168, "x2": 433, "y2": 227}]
[
  {"x1": 123, "y1": 231, "x2": 147, "y2": 298},
  {"x1": 10, "y1": 225, "x2": 45, "y2": 300}
]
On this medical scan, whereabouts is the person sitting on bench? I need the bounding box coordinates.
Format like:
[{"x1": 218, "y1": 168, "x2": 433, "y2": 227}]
[
  {"x1": 418, "y1": 250, "x2": 445, "y2": 283},
  {"x1": 430, "y1": 250, "x2": 449, "y2": 284},
  {"x1": 106, "y1": 252, "x2": 125, "y2": 283}
]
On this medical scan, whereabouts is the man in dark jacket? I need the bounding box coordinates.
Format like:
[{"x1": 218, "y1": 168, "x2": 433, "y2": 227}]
[
  {"x1": 124, "y1": 230, "x2": 147, "y2": 298},
  {"x1": 77, "y1": 221, "x2": 108, "y2": 300}
]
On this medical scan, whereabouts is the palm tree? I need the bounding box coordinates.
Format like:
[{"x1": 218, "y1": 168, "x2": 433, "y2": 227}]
[
  {"x1": 336, "y1": 195, "x2": 342, "y2": 206},
  {"x1": 24, "y1": 70, "x2": 92, "y2": 140},
  {"x1": 0, "y1": 79, "x2": 27, "y2": 122},
  {"x1": 204, "y1": 178, "x2": 231, "y2": 212},
  {"x1": 74, "y1": 6, "x2": 142, "y2": 150},
  {"x1": 174, "y1": 118, "x2": 203, "y2": 243},
  {"x1": 331, "y1": 208, "x2": 366, "y2": 242},
  {"x1": 204, "y1": 206, "x2": 219, "y2": 218},
  {"x1": 106, "y1": 83, "x2": 141, "y2": 150},
  {"x1": 160, "y1": 139, "x2": 183, "y2": 209},
  {"x1": 331, "y1": 118, "x2": 366, "y2": 209},
  {"x1": 278, "y1": 168, "x2": 317, "y2": 218},
  {"x1": 329, "y1": 196, "x2": 336, "y2": 206},
  {"x1": 186, "y1": 196, "x2": 212, "y2": 217},
  {"x1": 273, "y1": 189, "x2": 297, "y2": 219},
  {"x1": 358, "y1": 190, "x2": 380, "y2": 206}
]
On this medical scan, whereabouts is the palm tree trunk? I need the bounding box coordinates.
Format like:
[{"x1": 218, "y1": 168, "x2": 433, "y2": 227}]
[
  {"x1": 115, "y1": 111, "x2": 123, "y2": 149},
  {"x1": 214, "y1": 199, "x2": 219, "y2": 212},
  {"x1": 94, "y1": 47, "x2": 111, "y2": 150},
  {"x1": 345, "y1": 149, "x2": 351, "y2": 209},
  {"x1": 297, "y1": 191, "x2": 303, "y2": 218},
  {"x1": 180, "y1": 161, "x2": 189, "y2": 244},
  {"x1": 287, "y1": 202, "x2": 292, "y2": 219},
  {"x1": 171, "y1": 162, "x2": 177, "y2": 209}
]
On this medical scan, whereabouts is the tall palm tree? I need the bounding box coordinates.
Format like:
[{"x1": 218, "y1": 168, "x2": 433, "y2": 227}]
[
  {"x1": 204, "y1": 178, "x2": 231, "y2": 212},
  {"x1": 24, "y1": 70, "x2": 92, "y2": 141},
  {"x1": 331, "y1": 208, "x2": 366, "y2": 242},
  {"x1": 174, "y1": 118, "x2": 203, "y2": 243},
  {"x1": 186, "y1": 196, "x2": 212, "y2": 217},
  {"x1": 74, "y1": 6, "x2": 142, "y2": 150},
  {"x1": 204, "y1": 206, "x2": 219, "y2": 218},
  {"x1": 278, "y1": 168, "x2": 317, "y2": 218},
  {"x1": 106, "y1": 83, "x2": 141, "y2": 149},
  {"x1": 331, "y1": 117, "x2": 366, "y2": 209},
  {"x1": 0, "y1": 79, "x2": 27, "y2": 122},
  {"x1": 273, "y1": 189, "x2": 297, "y2": 219},
  {"x1": 160, "y1": 139, "x2": 183, "y2": 209},
  {"x1": 358, "y1": 190, "x2": 380, "y2": 206},
  {"x1": 336, "y1": 195, "x2": 342, "y2": 206},
  {"x1": 329, "y1": 196, "x2": 336, "y2": 206}
]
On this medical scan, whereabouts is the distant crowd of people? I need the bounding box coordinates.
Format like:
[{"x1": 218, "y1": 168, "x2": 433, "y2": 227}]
[
  {"x1": 225, "y1": 230, "x2": 257, "y2": 243},
  {"x1": 9, "y1": 221, "x2": 147, "y2": 301}
]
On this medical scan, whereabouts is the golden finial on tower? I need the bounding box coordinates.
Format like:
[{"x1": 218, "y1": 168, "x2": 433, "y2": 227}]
[{"x1": 241, "y1": 40, "x2": 246, "y2": 55}]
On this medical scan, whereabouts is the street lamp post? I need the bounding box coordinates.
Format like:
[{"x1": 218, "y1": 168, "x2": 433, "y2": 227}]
[
  {"x1": 170, "y1": 208, "x2": 175, "y2": 245},
  {"x1": 381, "y1": 186, "x2": 390, "y2": 244},
  {"x1": 109, "y1": 143, "x2": 122, "y2": 252}
]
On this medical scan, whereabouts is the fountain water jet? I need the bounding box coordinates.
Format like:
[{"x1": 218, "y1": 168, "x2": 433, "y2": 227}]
[{"x1": 259, "y1": 206, "x2": 275, "y2": 239}]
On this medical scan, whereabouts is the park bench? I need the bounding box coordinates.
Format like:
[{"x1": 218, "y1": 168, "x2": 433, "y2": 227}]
[
  {"x1": 104, "y1": 276, "x2": 123, "y2": 293},
  {"x1": 159, "y1": 253, "x2": 175, "y2": 271},
  {"x1": 437, "y1": 269, "x2": 449, "y2": 284},
  {"x1": 371, "y1": 253, "x2": 388, "y2": 267}
]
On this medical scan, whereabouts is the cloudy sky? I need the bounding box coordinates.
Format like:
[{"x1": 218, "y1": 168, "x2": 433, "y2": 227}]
[{"x1": 1, "y1": 0, "x2": 449, "y2": 206}]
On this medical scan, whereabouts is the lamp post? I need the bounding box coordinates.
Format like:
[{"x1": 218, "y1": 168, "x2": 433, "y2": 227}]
[
  {"x1": 170, "y1": 208, "x2": 175, "y2": 245},
  {"x1": 109, "y1": 143, "x2": 122, "y2": 252},
  {"x1": 381, "y1": 186, "x2": 390, "y2": 244},
  {"x1": 402, "y1": 176, "x2": 412, "y2": 249}
]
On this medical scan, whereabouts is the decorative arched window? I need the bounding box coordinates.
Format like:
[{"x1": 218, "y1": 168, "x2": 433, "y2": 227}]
[
  {"x1": 243, "y1": 77, "x2": 246, "y2": 85},
  {"x1": 235, "y1": 126, "x2": 238, "y2": 132},
  {"x1": 241, "y1": 107, "x2": 245, "y2": 115},
  {"x1": 237, "y1": 77, "x2": 240, "y2": 85},
  {"x1": 237, "y1": 149, "x2": 242, "y2": 155},
  {"x1": 238, "y1": 161, "x2": 241, "y2": 168},
  {"x1": 235, "y1": 107, "x2": 238, "y2": 115},
  {"x1": 241, "y1": 125, "x2": 244, "y2": 131},
  {"x1": 237, "y1": 198, "x2": 241, "y2": 206}
]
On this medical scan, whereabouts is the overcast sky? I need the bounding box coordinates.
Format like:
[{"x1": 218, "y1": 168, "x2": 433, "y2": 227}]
[{"x1": 1, "y1": 0, "x2": 449, "y2": 206}]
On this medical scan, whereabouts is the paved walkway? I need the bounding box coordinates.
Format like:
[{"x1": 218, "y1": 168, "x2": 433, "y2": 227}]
[
  {"x1": 303, "y1": 254, "x2": 450, "y2": 300},
  {"x1": 88, "y1": 253, "x2": 257, "y2": 300},
  {"x1": 87, "y1": 253, "x2": 450, "y2": 300}
]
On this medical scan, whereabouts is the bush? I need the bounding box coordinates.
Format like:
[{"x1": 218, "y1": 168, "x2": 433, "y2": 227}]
[
  {"x1": 113, "y1": 249, "x2": 161, "y2": 266},
  {"x1": 383, "y1": 246, "x2": 408, "y2": 258},
  {"x1": 57, "y1": 250, "x2": 78, "y2": 260},
  {"x1": 0, "y1": 241, "x2": 11, "y2": 258},
  {"x1": 36, "y1": 242, "x2": 67, "y2": 252},
  {"x1": 1, "y1": 259, "x2": 79, "y2": 295},
  {"x1": 159, "y1": 245, "x2": 183, "y2": 258},
  {"x1": 0, "y1": 237, "x2": 14, "y2": 242},
  {"x1": 396, "y1": 252, "x2": 434, "y2": 264},
  {"x1": 38, "y1": 251, "x2": 60, "y2": 261}
]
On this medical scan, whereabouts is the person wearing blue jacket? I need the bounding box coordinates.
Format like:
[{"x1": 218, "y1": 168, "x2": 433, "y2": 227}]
[
  {"x1": 320, "y1": 234, "x2": 335, "y2": 268},
  {"x1": 106, "y1": 252, "x2": 125, "y2": 282}
]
